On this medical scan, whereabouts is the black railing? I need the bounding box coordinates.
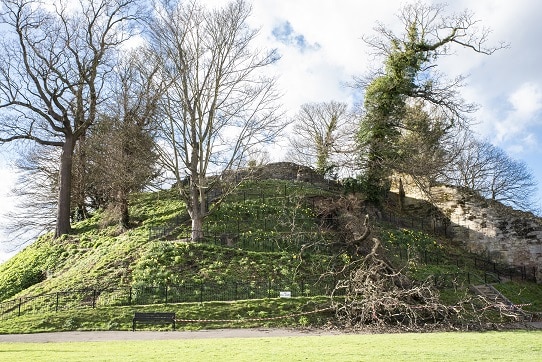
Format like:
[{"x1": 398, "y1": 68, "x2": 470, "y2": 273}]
[
  {"x1": 386, "y1": 244, "x2": 537, "y2": 283},
  {"x1": 0, "y1": 277, "x2": 337, "y2": 320}
]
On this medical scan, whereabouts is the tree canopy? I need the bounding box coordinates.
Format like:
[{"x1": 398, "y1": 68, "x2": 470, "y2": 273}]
[
  {"x1": 357, "y1": 2, "x2": 506, "y2": 202},
  {"x1": 0, "y1": 0, "x2": 142, "y2": 237}
]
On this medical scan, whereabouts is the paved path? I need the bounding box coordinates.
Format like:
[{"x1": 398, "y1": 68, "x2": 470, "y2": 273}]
[
  {"x1": 1, "y1": 323, "x2": 540, "y2": 343},
  {"x1": 0, "y1": 328, "x2": 342, "y2": 343}
]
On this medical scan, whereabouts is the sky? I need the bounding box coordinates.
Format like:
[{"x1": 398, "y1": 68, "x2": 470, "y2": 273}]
[{"x1": 1, "y1": 0, "x2": 542, "y2": 261}]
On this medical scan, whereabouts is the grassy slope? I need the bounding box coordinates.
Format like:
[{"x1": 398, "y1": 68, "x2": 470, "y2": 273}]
[
  {"x1": 0, "y1": 181, "x2": 338, "y2": 302},
  {"x1": 0, "y1": 297, "x2": 332, "y2": 333},
  {"x1": 0, "y1": 178, "x2": 540, "y2": 332}
]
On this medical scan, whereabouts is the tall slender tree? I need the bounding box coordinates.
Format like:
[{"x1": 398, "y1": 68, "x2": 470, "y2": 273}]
[{"x1": 149, "y1": 0, "x2": 283, "y2": 240}]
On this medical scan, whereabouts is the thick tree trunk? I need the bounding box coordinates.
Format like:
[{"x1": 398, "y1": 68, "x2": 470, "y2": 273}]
[
  {"x1": 55, "y1": 135, "x2": 76, "y2": 238},
  {"x1": 191, "y1": 215, "x2": 204, "y2": 241}
]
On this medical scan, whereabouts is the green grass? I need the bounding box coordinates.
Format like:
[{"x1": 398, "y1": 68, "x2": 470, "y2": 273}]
[
  {"x1": 494, "y1": 282, "x2": 542, "y2": 312},
  {"x1": 1, "y1": 177, "x2": 541, "y2": 336},
  {"x1": 0, "y1": 331, "x2": 540, "y2": 361},
  {"x1": 0, "y1": 297, "x2": 332, "y2": 334}
]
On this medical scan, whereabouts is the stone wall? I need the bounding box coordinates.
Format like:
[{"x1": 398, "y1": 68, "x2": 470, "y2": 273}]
[
  {"x1": 390, "y1": 176, "x2": 542, "y2": 282},
  {"x1": 224, "y1": 162, "x2": 333, "y2": 186}
]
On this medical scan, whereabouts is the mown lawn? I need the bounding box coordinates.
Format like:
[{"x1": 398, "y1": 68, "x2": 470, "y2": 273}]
[{"x1": 0, "y1": 330, "x2": 540, "y2": 361}]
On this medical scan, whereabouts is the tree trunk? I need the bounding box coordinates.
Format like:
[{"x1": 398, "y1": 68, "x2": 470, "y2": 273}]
[
  {"x1": 119, "y1": 188, "x2": 130, "y2": 230},
  {"x1": 191, "y1": 215, "x2": 204, "y2": 241},
  {"x1": 55, "y1": 135, "x2": 76, "y2": 238},
  {"x1": 189, "y1": 175, "x2": 205, "y2": 241}
]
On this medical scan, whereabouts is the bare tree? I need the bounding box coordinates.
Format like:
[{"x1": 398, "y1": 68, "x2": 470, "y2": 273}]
[
  {"x1": 447, "y1": 135, "x2": 538, "y2": 212},
  {"x1": 0, "y1": 0, "x2": 141, "y2": 237},
  {"x1": 148, "y1": 0, "x2": 284, "y2": 240},
  {"x1": 356, "y1": 2, "x2": 506, "y2": 202},
  {"x1": 286, "y1": 101, "x2": 357, "y2": 177},
  {"x1": 3, "y1": 146, "x2": 59, "y2": 246}
]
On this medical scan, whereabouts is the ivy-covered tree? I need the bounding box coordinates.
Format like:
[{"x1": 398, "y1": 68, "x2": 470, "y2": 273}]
[{"x1": 357, "y1": 2, "x2": 505, "y2": 202}]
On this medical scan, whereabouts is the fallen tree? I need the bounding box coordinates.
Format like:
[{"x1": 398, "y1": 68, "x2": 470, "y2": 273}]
[{"x1": 312, "y1": 195, "x2": 528, "y2": 331}]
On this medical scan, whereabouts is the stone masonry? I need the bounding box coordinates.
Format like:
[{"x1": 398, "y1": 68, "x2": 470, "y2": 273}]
[{"x1": 390, "y1": 175, "x2": 542, "y2": 283}]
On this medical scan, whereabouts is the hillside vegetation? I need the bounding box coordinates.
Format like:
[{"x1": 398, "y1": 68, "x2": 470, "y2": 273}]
[
  {"x1": 0, "y1": 176, "x2": 540, "y2": 332},
  {"x1": 0, "y1": 180, "x2": 340, "y2": 301}
]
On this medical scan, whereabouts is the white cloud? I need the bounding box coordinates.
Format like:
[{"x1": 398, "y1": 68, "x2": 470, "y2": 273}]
[
  {"x1": 508, "y1": 83, "x2": 542, "y2": 118},
  {"x1": 0, "y1": 249, "x2": 16, "y2": 264},
  {"x1": 479, "y1": 82, "x2": 542, "y2": 152}
]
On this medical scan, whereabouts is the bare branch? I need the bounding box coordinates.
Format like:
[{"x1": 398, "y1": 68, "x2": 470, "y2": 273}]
[
  {"x1": 0, "y1": 0, "x2": 142, "y2": 237},
  {"x1": 149, "y1": 0, "x2": 284, "y2": 240}
]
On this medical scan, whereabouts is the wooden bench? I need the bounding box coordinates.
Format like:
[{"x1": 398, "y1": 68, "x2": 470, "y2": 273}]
[{"x1": 132, "y1": 312, "x2": 176, "y2": 331}]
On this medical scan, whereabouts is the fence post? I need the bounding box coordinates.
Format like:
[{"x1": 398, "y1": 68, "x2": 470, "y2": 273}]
[
  {"x1": 18, "y1": 298, "x2": 22, "y2": 317},
  {"x1": 164, "y1": 285, "x2": 168, "y2": 304},
  {"x1": 92, "y1": 289, "x2": 97, "y2": 309},
  {"x1": 129, "y1": 287, "x2": 133, "y2": 305}
]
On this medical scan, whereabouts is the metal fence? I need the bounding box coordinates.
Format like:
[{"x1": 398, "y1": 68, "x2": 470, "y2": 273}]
[
  {"x1": 0, "y1": 277, "x2": 337, "y2": 320},
  {"x1": 387, "y1": 244, "x2": 538, "y2": 283},
  {"x1": 380, "y1": 210, "x2": 451, "y2": 236},
  {"x1": 148, "y1": 181, "x2": 338, "y2": 242}
]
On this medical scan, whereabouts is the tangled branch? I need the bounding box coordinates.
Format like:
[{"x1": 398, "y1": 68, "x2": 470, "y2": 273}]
[{"x1": 329, "y1": 225, "x2": 527, "y2": 331}]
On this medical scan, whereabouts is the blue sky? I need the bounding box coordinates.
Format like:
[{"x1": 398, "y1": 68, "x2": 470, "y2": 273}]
[
  {"x1": 1, "y1": 0, "x2": 542, "y2": 261},
  {"x1": 246, "y1": 0, "x2": 542, "y2": 212}
]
